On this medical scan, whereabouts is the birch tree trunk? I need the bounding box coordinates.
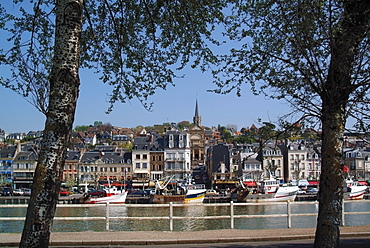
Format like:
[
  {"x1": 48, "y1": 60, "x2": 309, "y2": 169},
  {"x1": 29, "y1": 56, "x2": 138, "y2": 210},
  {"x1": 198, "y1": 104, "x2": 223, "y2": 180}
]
[
  {"x1": 314, "y1": 102, "x2": 346, "y2": 247},
  {"x1": 314, "y1": 1, "x2": 370, "y2": 246},
  {"x1": 20, "y1": 0, "x2": 82, "y2": 247}
]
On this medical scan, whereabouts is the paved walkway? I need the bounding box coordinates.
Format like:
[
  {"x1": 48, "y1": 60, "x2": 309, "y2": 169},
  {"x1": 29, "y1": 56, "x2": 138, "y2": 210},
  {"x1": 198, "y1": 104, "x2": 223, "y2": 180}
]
[{"x1": 1, "y1": 225, "x2": 370, "y2": 247}]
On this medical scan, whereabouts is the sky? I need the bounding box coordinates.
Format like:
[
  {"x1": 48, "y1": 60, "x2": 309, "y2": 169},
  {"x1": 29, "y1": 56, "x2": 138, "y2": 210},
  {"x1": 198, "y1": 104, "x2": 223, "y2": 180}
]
[
  {"x1": 0, "y1": 66, "x2": 293, "y2": 134},
  {"x1": 0, "y1": 0, "x2": 294, "y2": 134}
]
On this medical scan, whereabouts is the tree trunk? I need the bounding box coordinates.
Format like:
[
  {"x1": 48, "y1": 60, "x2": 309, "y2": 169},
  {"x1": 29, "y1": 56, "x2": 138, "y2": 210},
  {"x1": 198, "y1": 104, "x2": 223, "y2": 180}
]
[
  {"x1": 20, "y1": 1, "x2": 82, "y2": 247},
  {"x1": 314, "y1": 101, "x2": 346, "y2": 248},
  {"x1": 314, "y1": 1, "x2": 370, "y2": 247}
]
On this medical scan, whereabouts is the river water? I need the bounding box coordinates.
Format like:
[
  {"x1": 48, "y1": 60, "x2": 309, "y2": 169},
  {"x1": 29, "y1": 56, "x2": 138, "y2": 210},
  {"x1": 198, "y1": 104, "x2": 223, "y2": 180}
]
[{"x1": 0, "y1": 202, "x2": 369, "y2": 233}]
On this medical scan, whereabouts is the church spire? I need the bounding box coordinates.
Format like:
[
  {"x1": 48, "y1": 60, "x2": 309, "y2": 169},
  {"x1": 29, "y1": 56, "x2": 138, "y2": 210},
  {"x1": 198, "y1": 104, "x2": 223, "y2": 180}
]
[{"x1": 193, "y1": 99, "x2": 202, "y2": 126}]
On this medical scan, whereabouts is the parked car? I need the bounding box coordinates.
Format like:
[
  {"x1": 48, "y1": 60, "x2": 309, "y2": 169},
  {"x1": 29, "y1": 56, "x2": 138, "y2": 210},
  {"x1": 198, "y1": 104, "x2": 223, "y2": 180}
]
[
  {"x1": 23, "y1": 188, "x2": 31, "y2": 196},
  {"x1": 87, "y1": 189, "x2": 106, "y2": 197},
  {"x1": 144, "y1": 188, "x2": 157, "y2": 195},
  {"x1": 60, "y1": 189, "x2": 69, "y2": 196},
  {"x1": 297, "y1": 189, "x2": 306, "y2": 195},
  {"x1": 129, "y1": 190, "x2": 147, "y2": 196},
  {"x1": 1, "y1": 187, "x2": 13, "y2": 196},
  {"x1": 306, "y1": 188, "x2": 319, "y2": 194},
  {"x1": 13, "y1": 189, "x2": 24, "y2": 196},
  {"x1": 206, "y1": 189, "x2": 217, "y2": 195}
]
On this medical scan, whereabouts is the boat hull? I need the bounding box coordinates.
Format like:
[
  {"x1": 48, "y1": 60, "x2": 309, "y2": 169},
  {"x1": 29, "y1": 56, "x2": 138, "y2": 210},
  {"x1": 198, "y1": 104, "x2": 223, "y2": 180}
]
[
  {"x1": 245, "y1": 186, "x2": 299, "y2": 202},
  {"x1": 84, "y1": 192, "x2": 127, "y2": 204},
  {"x1": 152, "y1": 189, "x2": 206, "y2": 204},
  {"x1": 346, "y1": 185, "x2": 367, "y2": 200}
]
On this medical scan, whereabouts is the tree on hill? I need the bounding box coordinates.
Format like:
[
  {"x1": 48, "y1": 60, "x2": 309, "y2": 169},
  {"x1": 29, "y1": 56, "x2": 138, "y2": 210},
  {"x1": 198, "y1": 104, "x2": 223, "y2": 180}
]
[
  {"x1": 0, "y1": 1, "x2": 227, "y2": 246},
  {"x1": 214, "y1": 1, "x2": 370, "y2": 247}
]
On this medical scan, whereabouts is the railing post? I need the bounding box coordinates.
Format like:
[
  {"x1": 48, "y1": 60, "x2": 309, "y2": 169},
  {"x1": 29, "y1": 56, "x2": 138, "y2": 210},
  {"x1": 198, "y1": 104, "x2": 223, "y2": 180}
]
[
  {"x1": 106, "y1": 202, "x2": 110, "y2": 231},
  {"x1": 169, "y1": 202, "x2": 173, "y2": 231},
  {"x1": 230, "y1": 201, "x2": 234, "y2": 229},
  {"x1": 287, "y1": 200, "x2": 291, "y2": 228},
  {"x1": 341, "y1": 200, "x2": 345, "y2": 226}
]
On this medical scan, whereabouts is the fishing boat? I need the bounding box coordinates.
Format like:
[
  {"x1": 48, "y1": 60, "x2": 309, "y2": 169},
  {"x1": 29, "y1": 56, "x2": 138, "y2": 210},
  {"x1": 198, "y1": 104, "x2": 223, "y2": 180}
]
[
  {"x1": 83, "y1": 180, "x2": 128, "y2": 204},
  {"x1": 84, "y1": 190, "x2": 128, "y2": 204},
  {"x1": 151, "y1": 176, "x2": 206, "y2": 204},
  {"x1": 237, "y1": 177, "x2": 299, "y2": 202},
  {"x1": 344, "y1": 179, "x2": 367, "y2": 200}
]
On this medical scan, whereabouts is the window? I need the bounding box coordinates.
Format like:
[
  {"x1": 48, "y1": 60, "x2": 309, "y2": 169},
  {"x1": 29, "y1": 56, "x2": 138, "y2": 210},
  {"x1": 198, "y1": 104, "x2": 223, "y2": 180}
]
[
  {"x1": 136, "y1": 154, "x2": 140, "y2": 160},
  {"x1": 136, "y1": 163, "x2": 140, "y2": 168},
  {"x1": 143, "y1": 163, "x2": 147, "y2": 168},
  {"x1": 152, "y1": 156, "x2": 156, "y2": 161},
  {"x1": 143, "y1": 154, "x2": 147, "y2": 160}
]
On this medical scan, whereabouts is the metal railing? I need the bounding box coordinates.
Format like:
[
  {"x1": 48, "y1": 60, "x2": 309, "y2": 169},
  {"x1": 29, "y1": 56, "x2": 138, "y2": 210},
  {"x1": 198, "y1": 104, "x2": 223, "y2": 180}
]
[{"x1": 0, "y1": 200, "x2": 369, "y2": 231}]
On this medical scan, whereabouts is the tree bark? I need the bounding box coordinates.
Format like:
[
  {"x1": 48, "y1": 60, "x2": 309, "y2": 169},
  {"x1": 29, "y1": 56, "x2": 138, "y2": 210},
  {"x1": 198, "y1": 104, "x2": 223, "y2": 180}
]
[
  {"x1": 314, "y1": 101, "x2": 345, "y2": 248},
  {"x1": 20, "y1": 1, "x2": 82, "y2": 247},
  {"x1": 314, "y1": 1, "x2": 370, "y2": 247}
]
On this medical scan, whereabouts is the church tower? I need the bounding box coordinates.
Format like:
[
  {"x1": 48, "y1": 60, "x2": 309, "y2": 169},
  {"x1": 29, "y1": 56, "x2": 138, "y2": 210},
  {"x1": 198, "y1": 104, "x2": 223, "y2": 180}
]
[
  {"x1": 189, "y1": 99, "x2": 205, "y2": 172},
  {"x1": 193, "y1": 99, "x2": 202, "y2": 126}
]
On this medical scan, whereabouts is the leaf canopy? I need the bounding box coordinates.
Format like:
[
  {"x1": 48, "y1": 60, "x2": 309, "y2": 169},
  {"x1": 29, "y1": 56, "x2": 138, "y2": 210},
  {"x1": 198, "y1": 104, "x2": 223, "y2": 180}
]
[{"x1": 0, "y1": 0, "x2": 228, "y2": 113}]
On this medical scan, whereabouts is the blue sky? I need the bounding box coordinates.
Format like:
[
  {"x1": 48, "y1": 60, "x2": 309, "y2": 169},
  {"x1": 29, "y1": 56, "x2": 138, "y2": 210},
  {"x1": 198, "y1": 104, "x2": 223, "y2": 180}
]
[{"x1": 0, "y1": 64, "x2": 293, "y2": 133}]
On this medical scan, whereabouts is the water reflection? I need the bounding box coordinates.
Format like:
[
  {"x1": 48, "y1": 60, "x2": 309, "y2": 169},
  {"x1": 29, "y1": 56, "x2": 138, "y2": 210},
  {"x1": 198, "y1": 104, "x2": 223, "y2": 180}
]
[{"x1": 0, "y1": 202, "x2": 368, "y2": 233}]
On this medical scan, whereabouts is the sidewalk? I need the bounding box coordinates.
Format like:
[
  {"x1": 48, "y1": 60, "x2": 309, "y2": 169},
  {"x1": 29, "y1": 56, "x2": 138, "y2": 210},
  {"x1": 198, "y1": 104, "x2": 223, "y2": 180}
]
[{"x1": 1, "y1": 225, "x2": 370, "y2": 247}]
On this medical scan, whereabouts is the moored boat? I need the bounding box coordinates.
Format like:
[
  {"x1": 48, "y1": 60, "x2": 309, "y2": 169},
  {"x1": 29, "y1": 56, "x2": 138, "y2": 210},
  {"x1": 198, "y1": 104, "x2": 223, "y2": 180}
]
[
  {"x1": 84, "y1": 191, "x2": 128, "y2": 204},
  {"x1": 152, "y1": 176, "x2": 206, "y2": 204},
  {"x1": 237, "y1": 177, "x2": 299, "y2": 202},
  {"x1": 345, "y1": 179, "x2": 367, "y2": 200}
]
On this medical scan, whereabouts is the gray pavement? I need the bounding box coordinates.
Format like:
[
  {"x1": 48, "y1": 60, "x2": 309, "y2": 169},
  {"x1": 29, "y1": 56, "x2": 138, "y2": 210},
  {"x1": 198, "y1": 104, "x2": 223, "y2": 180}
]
[{"x1": 1, "y1": 225, "x2": 370, "y2": 247}]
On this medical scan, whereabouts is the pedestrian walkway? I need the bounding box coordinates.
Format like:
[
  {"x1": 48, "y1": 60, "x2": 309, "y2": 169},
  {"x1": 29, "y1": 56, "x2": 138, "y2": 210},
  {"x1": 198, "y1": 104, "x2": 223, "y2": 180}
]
[{"x1": 1, "y1": 225, "x2": 370, "y2": 247}]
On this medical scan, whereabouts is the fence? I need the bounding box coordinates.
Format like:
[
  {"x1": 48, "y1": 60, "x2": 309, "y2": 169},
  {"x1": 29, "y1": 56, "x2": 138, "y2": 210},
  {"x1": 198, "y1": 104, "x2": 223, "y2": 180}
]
[{"x1": 0, "y1": 200, "x2": 369, "y2": 231}]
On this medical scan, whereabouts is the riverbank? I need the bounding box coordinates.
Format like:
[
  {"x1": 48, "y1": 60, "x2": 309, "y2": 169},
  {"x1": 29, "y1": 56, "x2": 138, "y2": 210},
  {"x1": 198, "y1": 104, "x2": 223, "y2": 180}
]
[
  {"x1": 1, "y1": 193, "x2": 369, "y2": 204},
  {"x1": 1, "y1": 225, "x2": 370, "y2": 247}
]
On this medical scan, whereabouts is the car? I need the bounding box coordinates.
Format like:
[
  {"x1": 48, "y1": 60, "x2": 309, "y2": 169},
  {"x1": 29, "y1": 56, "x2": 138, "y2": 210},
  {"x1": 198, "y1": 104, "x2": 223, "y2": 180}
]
[
  {"x1": 129, "y1": 190, "x2": 147, "y2": 196},
  {"x1": 297, "y1": 189, "x2": 306, "y2": 195},
  {"x1": 206, "y1": 189, "x2": 217, "y2": 195},
  {"x1": 13, "y1": 189, "x2": 24, "y2": 196},
  {"x1": 60, "y1": 189, "x2": 69, "y2": 196},
  {"x1": 306, "y1": 188, "x2": 319, "y2": 194},
  {"x1": 1, "y1": 187, "x2": 13, "y2": 196},
  {"x1": 23, "y1": 188, "x2": 31, "y2": 196},
  {"x1": 87, "y1": 189, "x2": 106, "y2": 197},
  {"x1": 144, "y1": 188, "x2": 157, "y2": 195}
]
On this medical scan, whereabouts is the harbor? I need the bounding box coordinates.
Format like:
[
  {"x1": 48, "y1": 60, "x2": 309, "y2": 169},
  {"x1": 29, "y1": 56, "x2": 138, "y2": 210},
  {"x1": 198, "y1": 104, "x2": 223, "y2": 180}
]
[{"x1": 1, "y1": 200, "x2": 369, "y2": 233}]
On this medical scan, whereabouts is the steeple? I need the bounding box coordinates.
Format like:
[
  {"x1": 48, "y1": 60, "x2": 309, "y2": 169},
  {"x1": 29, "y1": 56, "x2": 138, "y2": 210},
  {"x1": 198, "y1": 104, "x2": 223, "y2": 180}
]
[{"x1": 193, "y1": 99, "x2": 202, "y2": 126}]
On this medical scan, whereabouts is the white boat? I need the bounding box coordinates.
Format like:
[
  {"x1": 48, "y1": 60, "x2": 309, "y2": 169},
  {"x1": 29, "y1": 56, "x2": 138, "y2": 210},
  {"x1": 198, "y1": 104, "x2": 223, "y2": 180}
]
[
  {"x1": 345, "y1": 179, "x2": 367, "y2": 200},
  {"x1": 238, "y1": 178, "x2": 299, "y2": 202},
  {"x1": 183, "y1": 184, "x2": 207, "y2": 203},
  {"x1": 84, "y1": 191, "x2": 127, "y2": 204},
  {"x1": 84, "y1": 180, "x2": 128, "y2": 204}
]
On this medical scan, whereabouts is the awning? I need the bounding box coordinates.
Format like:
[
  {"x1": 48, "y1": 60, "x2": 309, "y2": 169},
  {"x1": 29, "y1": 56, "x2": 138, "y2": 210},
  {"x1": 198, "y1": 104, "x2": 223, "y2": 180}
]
[
  {"x1": 309, "y1": 181, "x2": 319, "y2": 186},
  {"x1": 244, "y1": 181, "x2": 257, "y2": 187},
  {"x1": 358, "y1": 181, "x2": 367, "y2": 186}
]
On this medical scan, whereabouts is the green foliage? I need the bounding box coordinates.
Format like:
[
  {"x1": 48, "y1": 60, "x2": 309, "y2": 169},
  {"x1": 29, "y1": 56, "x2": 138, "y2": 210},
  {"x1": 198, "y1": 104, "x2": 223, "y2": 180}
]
[
  {"x1": 0, "y1": 0, "x2": 228, "y2": 113},
  {"x1": 213, "y1": 0, "x2": 370, "y2": 127},
  {"x1": 93, "y1": 121, "x2": 102, "y2": 127},
  {"x1": 74, "y1": 125, "x2": 89, "y2": 132}
]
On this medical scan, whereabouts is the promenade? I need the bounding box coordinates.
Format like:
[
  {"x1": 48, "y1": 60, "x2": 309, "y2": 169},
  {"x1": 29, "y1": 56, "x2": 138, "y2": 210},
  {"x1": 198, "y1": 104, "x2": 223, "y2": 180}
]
[{"x1": 1, "y1": 225, "x2": 370, "y2": 247}]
